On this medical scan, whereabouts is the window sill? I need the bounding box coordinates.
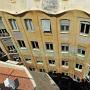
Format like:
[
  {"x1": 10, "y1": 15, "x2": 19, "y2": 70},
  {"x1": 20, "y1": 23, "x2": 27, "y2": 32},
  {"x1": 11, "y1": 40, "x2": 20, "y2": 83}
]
[
  {"x1": 75, "y1": 68, "x2": 82, "y2": 72},
  {"x1": 20, "y1": 47, "x2": 27, "y2": 50},
  {"x1": 13, "y1": 30, "x2": 19, "y2": 32},
  {"x1": 0, "y1": 36, "x2": 11, "y2": 39},
  {"x1": 62, "y1": 66, "x2": 69, "y2": 68},
  {"x1": 28, "y1": 30, "x2": 35, "y2": 32},
  {"x1": 26, "y1": 61, "x2": 32, "y2": 63},
  {"x1": 46, "y1": 50, "x2": 54, "y2": 53},
  {"x1": 49, "y1": 64, "x2": 56, "y2": 66},
  {"x1": 60, "y1": 32, "x2": 69, "y2": 34},
  {"x1": 33, "y1": 48, "x2": 40, "y2": 51},
  {"x1": 80, "y1": 33, "x2": 88, "y2": 37},
  {"x1": 61, "y1": 51, "x2": 69, "y2": 54},
  {"x1": 77, "y1": 54, "x2": 85, "y2": 58},
  {"x1": 37, "y1": 63, "x2": 43, "y2": 64}
]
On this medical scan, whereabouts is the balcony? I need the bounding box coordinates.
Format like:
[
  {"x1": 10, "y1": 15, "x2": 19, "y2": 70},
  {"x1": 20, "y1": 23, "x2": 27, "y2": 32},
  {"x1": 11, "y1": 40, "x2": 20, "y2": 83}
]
[
  {"x1": 0, "y1": 52, "x2": 6, "y2": 57},
  {"x1": 0, "y1": 33, "x2": 10, "y2": 38},
  {"x1": 8, "y1": 50, "x2": 17, "y2": 54}
]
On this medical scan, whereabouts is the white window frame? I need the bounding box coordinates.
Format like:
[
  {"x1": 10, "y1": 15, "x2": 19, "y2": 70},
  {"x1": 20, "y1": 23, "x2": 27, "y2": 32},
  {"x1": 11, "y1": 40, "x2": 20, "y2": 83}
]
[
  {"x1": 39, "y1": 68, "x2": 45, "y2": 72},
  {"x1": 61, "y1": 43, "x2": 69, "y2": 53},
  {"x1": 17, "y1": 40, "x2": 26, "y2": 49},
  {"x1": 45, "y1": 42, "x2": 53, "y2": 51},
  {"x1": 7, "y1": 45, "x2": 15, "y2": 50},
  {"x1": 24, "y1": 19, "x2": 34, "y2": 32},
  {"x1": 62, "y1": 60, "x2": 69, "y2": 68},
  {"x1": 60, "y1": 19, "x2": 70, "y2": 33},
  {"x1": 0, "y1": 29, "x2": 9, "y2": 37},
  {"x1": 9, "y1": 19, "x2": 19, "y2": 31},
  {"x1": 77, "y1": 46, "x2": 85, "y2": 57},
  {"x1": 36, "y1": 57, "x2": 43, "y2": 64},
  {"x1": 80, "y1": 21, "x2": 90, "y2": 36},
  {"x1": 0, "y1": 18, "x2": 6, "y2": 29},
  {"x1": 49, "y1": 60, "x2": 55, "y2": 66},
  {"x1": 73, "y1": 75, "x2": 80, "y2": 81},
  {"x1": 41, "y1": 19, "x2": 51, "y2": 32},
  {"x1": 31, "y1": 41, "x2": 39, "y2": 49},
  {"x1": 75, "y1": 64, "x2": 82, "y2": 71},
  {"x1": 25, "y1": 58, "x2": 32, "y2": 63}
]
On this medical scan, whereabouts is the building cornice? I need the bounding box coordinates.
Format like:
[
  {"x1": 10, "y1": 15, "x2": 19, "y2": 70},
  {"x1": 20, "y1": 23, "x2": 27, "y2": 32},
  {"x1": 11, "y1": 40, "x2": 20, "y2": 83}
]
[{"x1": 0, "y1": 0, "x2": 90, "y2": 15}]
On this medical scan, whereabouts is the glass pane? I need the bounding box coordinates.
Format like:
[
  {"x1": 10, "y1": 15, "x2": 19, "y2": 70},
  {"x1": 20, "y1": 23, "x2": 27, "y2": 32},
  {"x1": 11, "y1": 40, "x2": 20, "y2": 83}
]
[
  {"x1": 50, "y1": 44, "x2": 53, "y2": 50},
  {"x1": 46, "y1": 43, "x2": 49, "y2": 50},
  {"x1": 61, "y1": 25, "x2": 64, "y2": 31},
  {"x1": 82, "y1": 50, "x2": 85, "y2": 55},
  {"x1": 41, "y1": 19, "x2": 51, "y2": 32},
  {"x1": 80, "y1": 23, "x2": 85, "y2": 33},
  {"x1": 85, "y1": 24, "x2": 90, "y2": 34},
  {"x1": 79, "y1": 65, "x2": 82, "y2": 69}
]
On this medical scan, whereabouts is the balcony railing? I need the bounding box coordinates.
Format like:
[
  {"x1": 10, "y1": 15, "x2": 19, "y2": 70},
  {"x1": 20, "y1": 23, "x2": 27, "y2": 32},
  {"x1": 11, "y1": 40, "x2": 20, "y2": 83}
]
[
  {"x1": 8, "y1": 50, "x2": 17, "y2": 54},
  {"x1": 0, "y1": 33, "x2": 10, "y2": 38},
  {"x1": 0, "y1": 52, "x2": 6, "y2": 57}
]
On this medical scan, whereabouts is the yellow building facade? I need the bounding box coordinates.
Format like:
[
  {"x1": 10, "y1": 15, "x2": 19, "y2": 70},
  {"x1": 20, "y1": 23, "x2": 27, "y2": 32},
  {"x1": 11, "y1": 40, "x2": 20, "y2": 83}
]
[{"x1": 0, "y1": 0, "x2": 90, "y2": 81}]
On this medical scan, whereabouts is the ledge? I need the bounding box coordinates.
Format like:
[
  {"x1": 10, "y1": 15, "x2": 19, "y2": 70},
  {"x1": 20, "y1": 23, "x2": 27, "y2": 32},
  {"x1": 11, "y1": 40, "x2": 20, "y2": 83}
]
[{"x1": 0, "y1": 0, "x2": 90, "y2": 15}]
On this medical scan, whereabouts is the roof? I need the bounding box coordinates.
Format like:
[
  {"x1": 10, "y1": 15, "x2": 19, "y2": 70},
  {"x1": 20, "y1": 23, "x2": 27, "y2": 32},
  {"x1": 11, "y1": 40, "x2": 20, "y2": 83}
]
[
  {"x1": 0, "y1": 0, "x2": 90, "y2": 15},
  {"x1": 30, "y1": 71, "x2": 60, "y2": 90},
  {"x1": 0, "y1": 61, "x2": 35, "y2": 90}
]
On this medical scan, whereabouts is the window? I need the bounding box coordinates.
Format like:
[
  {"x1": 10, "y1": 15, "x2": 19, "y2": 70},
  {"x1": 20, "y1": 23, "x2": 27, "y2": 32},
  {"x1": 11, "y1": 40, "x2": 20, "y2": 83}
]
[
  {"x1": 37, "y1": 60, "x2": 43, "y2": 64},
  {"x1": 62, "y1": 60, "x2": 68, "y2": 66},
  {"x1": 60, "y1": 19, "x2": 70, "y2": 32},
  {"x1": 39, "y1": 69, "x2": 45, "y2": 72},
  {"x1": 49, "y1": 60, "x2": 55, "y2": 64},
  {"x1": 80, "y1": 21, "x2": 90, "y2": 35},
  {"x1": 13, "y1": 57, "x2": 21, "y2": 62},
  {"x1": 75, "y1": 64, "x2": 82, "y2": 69},
  {"x1": 29, "y1": 67, "x2": 35, "y2": 71},
  {"x1": 7, "y1": 45, "x2": 15, "y2": 50},
  {"x1": 74, "y1": 75, "x2": 80, "y2": 81},
  {"x1": 17, "y1": 40, "x2": 26, "y2": 48},
  {"x1": 45, "y1": 42, "x2": 53, "y2": 50},
  {"x1": 36, "y1": 57, "x2": 43, "y2": 64},
  {"x1": 41, "y1": 19, "x2": 51, "y2": 32},
  {"x1": 31, "y1": 41, "x2": 39, "y2": 49},
  {"x1": 0, "y1": 18, "x2": 6, "y2": 29},
  {"x1": 24, "y1": 19, "x2": 34, "y2": 31},
  {"x1": 9, "y1": 19, "x2": 18, "y2": 30},
  {"x1": 77, "y1": 46, "x2": 85, "y2": 56},
  {"x1": 0, "y1": 29, "x2": 9, "y2": 37},
  {"x1": 25, "y1": 58, "x2": 31, "y2": 61},
  {"x1": 25, "y1": 58, "x2": 32, "y2": 63},
  {"x1": 61, "y1": 43, "x2": 69, "y2": 52},
  {"x1": 7, "y1": 45, "x2": 17, "y2": 53},
  {"x1": 62, "y1": 72, "x2": 68, "y2": 76}
]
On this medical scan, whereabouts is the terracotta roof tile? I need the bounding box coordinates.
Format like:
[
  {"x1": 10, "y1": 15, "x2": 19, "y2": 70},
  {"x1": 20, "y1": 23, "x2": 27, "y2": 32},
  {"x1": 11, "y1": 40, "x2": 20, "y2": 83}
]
[{"x1": 0, "y1": 63, "x2": 34, "y2": 90}]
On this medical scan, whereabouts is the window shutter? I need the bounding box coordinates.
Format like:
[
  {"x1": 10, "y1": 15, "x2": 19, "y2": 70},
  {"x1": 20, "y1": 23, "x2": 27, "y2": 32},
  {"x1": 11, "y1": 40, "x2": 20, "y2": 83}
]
[
  {"x1": 41, "y1": 20, "x2": 51, "y2": 31},
  {"x1": 0, "y1": 18, "x2": 5, "y2": 29},
  {"x1": 61, "y1": 20, "x2": 70, "y2": 25}
]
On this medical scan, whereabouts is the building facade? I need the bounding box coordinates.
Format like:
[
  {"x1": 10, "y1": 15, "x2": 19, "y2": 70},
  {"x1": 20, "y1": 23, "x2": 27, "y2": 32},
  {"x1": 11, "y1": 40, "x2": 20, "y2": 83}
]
[{"x1": 0, "y1": 0, "x2": 90, "y2": 81}]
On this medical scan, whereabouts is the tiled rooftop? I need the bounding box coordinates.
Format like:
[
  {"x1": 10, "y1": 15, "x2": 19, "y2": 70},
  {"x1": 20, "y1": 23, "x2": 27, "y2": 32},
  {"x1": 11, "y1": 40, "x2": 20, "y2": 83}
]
[
  {"x1": 0, "y1": 62, "x2": 35, "y2": 90},
  {"x1": 0, "y1": 61, "x2": 59, "y2": 90}
]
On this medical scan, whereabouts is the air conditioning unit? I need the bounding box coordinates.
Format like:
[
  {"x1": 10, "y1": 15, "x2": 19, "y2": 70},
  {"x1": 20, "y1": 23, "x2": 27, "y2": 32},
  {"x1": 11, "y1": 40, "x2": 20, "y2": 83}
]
[{"x1": 4, "y1": 78, "x2": 16, "y2": 89}]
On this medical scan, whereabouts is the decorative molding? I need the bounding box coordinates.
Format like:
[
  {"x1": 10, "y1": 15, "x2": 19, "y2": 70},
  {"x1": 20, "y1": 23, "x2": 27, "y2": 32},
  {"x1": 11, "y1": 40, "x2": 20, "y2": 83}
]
[
  {"x1": 42, "y1": 0, "x2": 59, "y2": 13},
  {"x1": 0, "y1": 0, "x2": 90, "y2": 15}
]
